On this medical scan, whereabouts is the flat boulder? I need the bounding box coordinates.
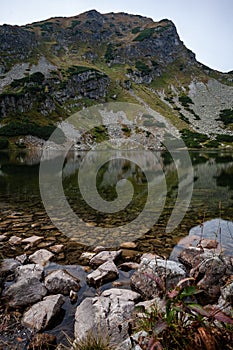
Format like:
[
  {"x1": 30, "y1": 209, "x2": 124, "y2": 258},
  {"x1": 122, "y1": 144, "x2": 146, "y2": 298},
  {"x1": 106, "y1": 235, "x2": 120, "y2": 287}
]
[
  {"x1": 74, "y1": 288, "x2": 140, "y2": 346},
  {"x1": 22, "y1": 294, "x2": 65, "y2": 331}
]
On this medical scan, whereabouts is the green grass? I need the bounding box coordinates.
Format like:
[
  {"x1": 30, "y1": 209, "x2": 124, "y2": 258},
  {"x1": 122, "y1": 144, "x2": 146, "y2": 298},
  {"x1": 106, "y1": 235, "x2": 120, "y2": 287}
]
[{"x1": 133, "y1": 27, "x2": 155, "y2": 41}]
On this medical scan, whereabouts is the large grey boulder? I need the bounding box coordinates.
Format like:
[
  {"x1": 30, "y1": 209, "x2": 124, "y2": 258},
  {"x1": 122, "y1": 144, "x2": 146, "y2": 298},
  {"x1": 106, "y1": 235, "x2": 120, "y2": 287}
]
[
  {"x1": 22, "y1": 294, "x2": 65, "y2": 331},
  {"x1": 4, "y1": 277, "x2": 47, "y2": 307},
  {"x1": 131, "y1": 256, "x2": 186, "y2": 299},
  {"x1": 44, "y1": 269, "x2": 80, "y2": 295},
  {"x1": 74, "y1": 288, "x2": 140, "y2": 346},
  {"x1": 87, "y1": 261, "x2": 119, "y2": 286}
]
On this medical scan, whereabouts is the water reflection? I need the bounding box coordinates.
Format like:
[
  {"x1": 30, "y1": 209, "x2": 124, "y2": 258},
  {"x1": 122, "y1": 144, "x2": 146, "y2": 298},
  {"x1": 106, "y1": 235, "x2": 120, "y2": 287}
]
[{"x1": 0, "y1": 150, "x2": 232, "y2": 250}]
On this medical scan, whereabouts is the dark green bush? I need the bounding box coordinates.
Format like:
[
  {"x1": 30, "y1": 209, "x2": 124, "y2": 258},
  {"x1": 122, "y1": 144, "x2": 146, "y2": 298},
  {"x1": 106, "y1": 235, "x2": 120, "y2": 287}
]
[
  {"x1": 105, "y1": 44, "x2": 115, "y2": 62},
  {"x1": 179, "y1": 95, "x2": 194, "y2": 107},
  {"x1": 216, "y1": 134, "x2": 233, "y2": 143},
  {"x1": 205, "y1": 140, "x2": 220, "y2": 148},
  {"x1": 67, "y1": 66, "x2": 100, "y2": 75},
  {"x1": 0, "y1": 122, "x2": 65, "y2": 143},
  {"x1": 10, "y1": 72, "x2": 45, "y2": 88},
  {"x1": 69, "y1": 20, "x2": 81, "y2": 29},
  {"x1": 218, "y1": 108, "x2": 233, "y2": 125},
  {"x1": 181, "y1": 129, "x2": 209, "y2": 148},
  {"x1": 131, "y1": 27, "x2": 141, "y2": 34},
  {"x1": 0, "y1": 137, "x2": 9, "y2": 149},
  {"x1": 135, "y1": 61, "x2": 151, "y2": 75}
]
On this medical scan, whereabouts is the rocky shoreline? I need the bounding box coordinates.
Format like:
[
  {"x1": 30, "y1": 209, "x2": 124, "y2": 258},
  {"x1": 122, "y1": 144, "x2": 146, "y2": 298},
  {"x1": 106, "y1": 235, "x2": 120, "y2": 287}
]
[{"x1": 0, "y1": 210, "x2": 233, "y2": 349}]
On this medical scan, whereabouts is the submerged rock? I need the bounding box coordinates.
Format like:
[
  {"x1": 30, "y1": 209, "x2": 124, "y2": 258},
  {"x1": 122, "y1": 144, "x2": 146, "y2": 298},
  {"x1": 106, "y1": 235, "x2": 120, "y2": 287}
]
[
  {"x1": 74, "y1": 288, "x2": 140, "y2": 346},
  {"x1": 22, "y1": 294, "x2": 65, "y2": 331}
]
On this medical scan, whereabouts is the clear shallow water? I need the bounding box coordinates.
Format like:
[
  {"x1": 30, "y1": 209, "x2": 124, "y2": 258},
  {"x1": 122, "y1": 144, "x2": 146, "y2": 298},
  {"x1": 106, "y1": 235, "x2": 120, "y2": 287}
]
[{"x1": 0, "y1": 150, "x2": 233, "y2": 255}]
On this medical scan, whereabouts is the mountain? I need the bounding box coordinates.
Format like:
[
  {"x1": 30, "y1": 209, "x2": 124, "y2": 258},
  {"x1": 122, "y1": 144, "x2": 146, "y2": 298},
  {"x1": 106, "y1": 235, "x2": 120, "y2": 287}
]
[{"x1": 0, "y1": 9, "x2": 233, "y2": 149}]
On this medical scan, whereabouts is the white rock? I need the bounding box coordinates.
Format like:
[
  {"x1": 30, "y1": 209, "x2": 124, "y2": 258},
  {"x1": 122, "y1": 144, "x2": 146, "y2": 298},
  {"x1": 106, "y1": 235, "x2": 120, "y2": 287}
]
[
  {"x1": 8, "y1": 236, "x2": 22, "y2": 245},
  {"x1": 22, "y1": 294, "x2": 65, "y2": 331},
  {"x1": 74, "y1": 288, "x2": 140, "y2": 346},
  {"x1": 87, "y1": 261, "x2": 119, "y2": 286},
  {"x1": 49, "y1": 244, "x2": 64, "y2": 254},
  {"x1": 29, "y1": 249, "x2": 54, "y2": 266},
  {"x1": 90, "y1": 250, "x2": 122, "y2": 266},
  {"x1": 0, "y1": 234, "x2": 7, "y2": 242},
  {"x1": 21, "y1": 235, "x2": 43, "y2": 246},
  {"x1": 44, "y1": 269, "x2": 80, "y2": 295},
  {"x1": 15, "y1": 254, "x2": 27, "y2": 264}
]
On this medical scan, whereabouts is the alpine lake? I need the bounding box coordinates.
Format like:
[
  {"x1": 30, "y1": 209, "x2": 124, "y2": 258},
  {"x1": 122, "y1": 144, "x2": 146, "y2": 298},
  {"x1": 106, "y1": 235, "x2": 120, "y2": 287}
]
[{"x1": 0, "y1": 149, "x2": 233, "y2": 262}]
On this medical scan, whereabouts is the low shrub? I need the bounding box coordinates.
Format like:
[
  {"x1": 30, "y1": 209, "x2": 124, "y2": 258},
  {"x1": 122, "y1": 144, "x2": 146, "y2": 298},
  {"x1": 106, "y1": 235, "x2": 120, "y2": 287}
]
[
  {"x1": 0, "y1": 122, "x2": 65, "y2": 143},
  {"x1": 133, "y1": 27, "x2": 154, "y2": 41}
]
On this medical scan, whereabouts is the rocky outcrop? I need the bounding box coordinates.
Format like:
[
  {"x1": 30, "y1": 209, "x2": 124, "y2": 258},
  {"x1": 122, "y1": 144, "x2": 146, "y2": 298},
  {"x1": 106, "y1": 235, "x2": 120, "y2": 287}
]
[{"x1": 0, "y1": 25, "x2": 37, "y2": 72}]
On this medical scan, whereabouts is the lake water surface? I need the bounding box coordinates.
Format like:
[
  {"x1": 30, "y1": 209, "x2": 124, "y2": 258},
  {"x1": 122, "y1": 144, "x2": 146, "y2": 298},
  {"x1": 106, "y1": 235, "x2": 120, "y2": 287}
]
[{"x1": 0, "y1": 150, "x2": 233, "y2": 257}]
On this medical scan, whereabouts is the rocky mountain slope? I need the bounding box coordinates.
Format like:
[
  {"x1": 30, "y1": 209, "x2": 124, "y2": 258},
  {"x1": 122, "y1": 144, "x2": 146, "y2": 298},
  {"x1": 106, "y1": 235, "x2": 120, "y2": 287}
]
[{"x1": 0, "y1": 9, "x2": 233, "y2": 149}]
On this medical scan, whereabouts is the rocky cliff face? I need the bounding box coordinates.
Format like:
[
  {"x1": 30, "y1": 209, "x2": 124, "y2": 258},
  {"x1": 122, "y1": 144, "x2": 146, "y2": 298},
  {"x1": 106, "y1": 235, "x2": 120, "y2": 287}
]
[{"x1": 0, "y1": 10, "x2": 232, "y2": 145}]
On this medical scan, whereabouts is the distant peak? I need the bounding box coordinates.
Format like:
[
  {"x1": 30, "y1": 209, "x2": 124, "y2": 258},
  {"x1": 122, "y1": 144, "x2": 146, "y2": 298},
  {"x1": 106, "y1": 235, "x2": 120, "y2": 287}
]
[{"x1": 82, "y1": 9, "x2": 103, "y2": 19}]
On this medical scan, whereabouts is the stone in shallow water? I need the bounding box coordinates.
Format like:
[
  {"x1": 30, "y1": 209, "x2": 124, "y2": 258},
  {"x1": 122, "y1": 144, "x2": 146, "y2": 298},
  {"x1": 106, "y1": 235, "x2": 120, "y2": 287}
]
[
  {"x1": 29, "y1": 249, "x2": 54, "y2": 266},
  {"x1": 0, "y1": 234, "x2": 7, "y2": 242},
  {"x1": 74, "y1": 288, "x2": 140, "y2": 346},
  {"x1": 49, "y1": 244, "x2": 64, "y2": 254},
  {"x1": 22, "y1": 294, "x2": 65, "y2": 331},
  {"x1": 87, "y1": 261, "x2": 119, "y2": 286},
  {"x1": 8, "y1": 235, "x2": 22, "y2": 245},
  {"x1": 79, "y1": 252, "x2": 96, "y2": 264},
  {"x1": 44, "y1": 269, "x2": 80, "y2": 295},
  {"x1": 21, "y1": 235, "x2": 43, "y2": 246},
  {"x1": 4, "y1": 277, "x2": 47, "y2": 307},
  {"x1": 90, "y1": 250, "x2": 122, "y2": 266},
  {"x1": 120, "y1": 241, "x2": 137, "y2": 249}
]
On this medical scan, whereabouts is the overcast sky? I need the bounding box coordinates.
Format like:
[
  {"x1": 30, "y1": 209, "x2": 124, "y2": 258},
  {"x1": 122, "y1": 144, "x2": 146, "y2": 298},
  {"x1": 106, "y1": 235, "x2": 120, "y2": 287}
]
[{"x1": 0, "y1": 0, "x2": 232, "y2": 72}]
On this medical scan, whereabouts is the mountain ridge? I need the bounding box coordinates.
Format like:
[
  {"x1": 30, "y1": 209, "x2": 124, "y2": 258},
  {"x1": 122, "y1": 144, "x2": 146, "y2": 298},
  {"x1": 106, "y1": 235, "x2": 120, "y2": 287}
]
[{"x1": 0, "y1": 10, "x2": 233, "y2": 149}]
